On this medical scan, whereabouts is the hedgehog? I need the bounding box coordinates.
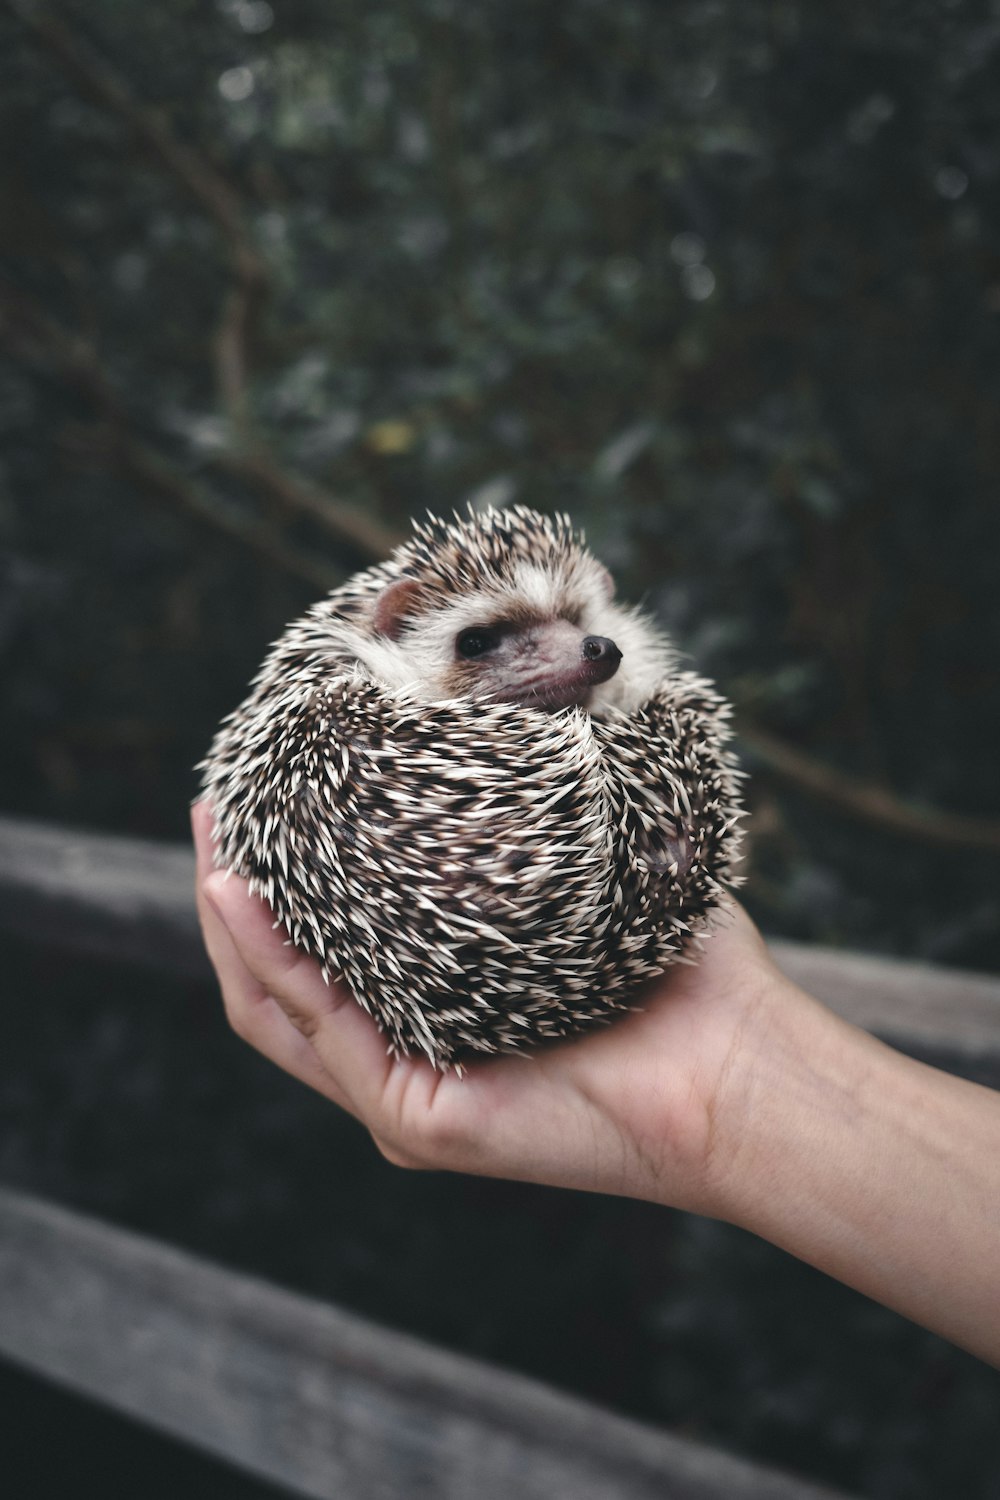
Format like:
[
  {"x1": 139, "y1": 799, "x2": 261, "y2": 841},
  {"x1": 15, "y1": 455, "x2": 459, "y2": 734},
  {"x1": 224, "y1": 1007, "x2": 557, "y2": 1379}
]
[{"x1": 201, "y1": 506, "x2": 743, "y2": 1069}]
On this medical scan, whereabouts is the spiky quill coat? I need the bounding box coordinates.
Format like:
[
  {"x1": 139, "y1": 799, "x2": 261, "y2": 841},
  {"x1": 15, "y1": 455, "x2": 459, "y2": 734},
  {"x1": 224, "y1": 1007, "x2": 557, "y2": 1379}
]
[{"x1": 202, "y1": 508, "x2": 743, "y2": 1068}]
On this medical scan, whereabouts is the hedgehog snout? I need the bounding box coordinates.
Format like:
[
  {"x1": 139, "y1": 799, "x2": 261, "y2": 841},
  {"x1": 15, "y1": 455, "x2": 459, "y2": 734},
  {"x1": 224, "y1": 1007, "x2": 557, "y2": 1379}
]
[{"x1": 581, "y1": 634, "x2": 622, "y2": 684}]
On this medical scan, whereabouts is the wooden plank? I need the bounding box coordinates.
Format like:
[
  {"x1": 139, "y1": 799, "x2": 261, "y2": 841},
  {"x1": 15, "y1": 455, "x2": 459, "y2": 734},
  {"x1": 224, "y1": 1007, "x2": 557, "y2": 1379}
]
[
  {"x1": 1, "y1": 814, "x2": 998, "y2": 1075},
  {"x1": 773, "y1": 940, "x2": 1000, "y2": 1066},
  {"x1": 0, "y1": 1188, "x2": 850, "y2": 1500},
  {"x1": 0, "y1": 813, "x2": 208, "y2": 979}
]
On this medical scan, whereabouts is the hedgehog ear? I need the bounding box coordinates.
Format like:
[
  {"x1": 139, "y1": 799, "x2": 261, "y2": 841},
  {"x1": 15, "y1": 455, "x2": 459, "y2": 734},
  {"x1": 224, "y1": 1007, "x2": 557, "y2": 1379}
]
[
  {"x1": 595, "y1": 564, "x2": 615, "y2": 601},
  {"x1": 373, "y1": 578, "x2": 425, "y2": 639}
]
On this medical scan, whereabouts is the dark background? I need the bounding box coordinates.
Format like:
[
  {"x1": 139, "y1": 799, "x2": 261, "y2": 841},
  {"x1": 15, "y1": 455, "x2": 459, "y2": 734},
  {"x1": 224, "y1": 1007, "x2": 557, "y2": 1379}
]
[{"x1": 1, "y1": 2, "x2": 999, "y2": 1496}]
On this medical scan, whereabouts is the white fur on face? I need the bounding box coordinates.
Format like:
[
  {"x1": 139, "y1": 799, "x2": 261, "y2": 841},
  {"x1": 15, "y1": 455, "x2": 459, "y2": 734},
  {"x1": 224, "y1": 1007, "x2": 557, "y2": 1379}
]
[{"x1": 324, "y1": 551, "x2": 673, "y2": 715}]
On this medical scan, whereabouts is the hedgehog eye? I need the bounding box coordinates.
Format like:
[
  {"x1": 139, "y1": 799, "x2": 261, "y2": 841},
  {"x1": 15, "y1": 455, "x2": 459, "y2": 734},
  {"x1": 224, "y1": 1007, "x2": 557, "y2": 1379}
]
[{"x1": 456, "y1": 626, "x2": 499, "y2": 659}]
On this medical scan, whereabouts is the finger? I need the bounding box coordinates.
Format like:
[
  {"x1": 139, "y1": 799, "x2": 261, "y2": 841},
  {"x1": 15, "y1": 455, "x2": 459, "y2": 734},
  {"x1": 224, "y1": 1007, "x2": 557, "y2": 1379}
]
[
  {"x1": 192, "y1": 803, "x2": 352, "y2": 1108},
  {"x1": 193, "y1": 807, "x2": 580, "y2": 1177},
  {"x1": 202, "y1": 852, "x2": 409, "y2": 1125},
  {"x1": 201, "y1": 858, "x2": 465, "y2": 1134},
  {"x1": 193, "y1": 801, "x2": 272, "y2": 1018},
  {"x1": 194, "y1": 802, "x2": 423, "y2": 1134}
]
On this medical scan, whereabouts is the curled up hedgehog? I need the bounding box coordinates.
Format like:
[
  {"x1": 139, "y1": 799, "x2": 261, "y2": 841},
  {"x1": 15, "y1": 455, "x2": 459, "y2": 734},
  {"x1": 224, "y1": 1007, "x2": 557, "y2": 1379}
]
[{"x1": 201, "y1": 506, "x2": 744, "y2": 1069}]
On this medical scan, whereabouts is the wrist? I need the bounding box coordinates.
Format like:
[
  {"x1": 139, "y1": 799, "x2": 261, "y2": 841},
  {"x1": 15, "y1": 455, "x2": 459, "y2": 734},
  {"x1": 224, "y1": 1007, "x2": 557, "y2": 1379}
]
[
  {"x1": 697, "y1": 961, "x2": 1000, "y2": 1366},
  {"x1": 699, "y1": 965, "x2": 873, "y2": 1228}
]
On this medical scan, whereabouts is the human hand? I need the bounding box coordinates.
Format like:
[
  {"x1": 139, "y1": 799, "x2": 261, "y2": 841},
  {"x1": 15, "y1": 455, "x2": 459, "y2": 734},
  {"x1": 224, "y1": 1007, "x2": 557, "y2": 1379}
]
[
  {"x1": 192, "y1": 799, "x2": 787, "y2": 1217},
  {"x1": 194, "y1": 798, "x2": 1000, "y2": 1365}
]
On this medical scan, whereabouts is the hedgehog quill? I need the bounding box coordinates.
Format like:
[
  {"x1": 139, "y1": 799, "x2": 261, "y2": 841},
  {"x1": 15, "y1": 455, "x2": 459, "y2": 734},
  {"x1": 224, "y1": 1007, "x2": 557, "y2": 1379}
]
[{"x1": 201, "y1": 507, "x2": 744, "y2": 1069}]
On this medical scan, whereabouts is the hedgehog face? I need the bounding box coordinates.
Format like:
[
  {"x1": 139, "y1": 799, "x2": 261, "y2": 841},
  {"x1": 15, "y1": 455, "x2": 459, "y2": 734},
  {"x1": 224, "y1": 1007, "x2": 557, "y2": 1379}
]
[
  {"x1": 369, "y1": 552, "x2": 635, "y2": 710},
  {"x1": 449, "y1": 614, "x2": 623, "y2": 710},
  {"x1": 315, "y1": 508, "x2": 675, "y2": 714}
]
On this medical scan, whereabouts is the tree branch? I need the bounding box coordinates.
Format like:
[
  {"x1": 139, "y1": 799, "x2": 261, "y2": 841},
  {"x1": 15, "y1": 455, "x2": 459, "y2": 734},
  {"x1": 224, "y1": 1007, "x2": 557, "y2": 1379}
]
[
  {"x1": 5, "y1": 0, "x2": 403, "y2": 566},
  {"x1": 3, "y1": 0, "x2": 266, "y2": 293},
  {"x1": 741, "y1": 725, "x2": 1000, "y2": 855},
  {"x1": 0, "y1": 282, "x2": 336, "y2": 590},
  {"x1": 216, "y1": 449, "x2": 404, "y2": 565},
  {"x1": 5, "y1": 0, "x2": 267, "y2": 436},
  {"x1": 116, "y1": 441, "x2": 338, "y2": 592}
]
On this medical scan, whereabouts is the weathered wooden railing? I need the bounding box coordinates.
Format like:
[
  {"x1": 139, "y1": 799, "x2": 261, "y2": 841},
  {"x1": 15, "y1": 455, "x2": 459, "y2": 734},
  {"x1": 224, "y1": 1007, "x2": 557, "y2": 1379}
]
[{"x1": 2, "y1": 812, "x2": 999, "y2": 1499}]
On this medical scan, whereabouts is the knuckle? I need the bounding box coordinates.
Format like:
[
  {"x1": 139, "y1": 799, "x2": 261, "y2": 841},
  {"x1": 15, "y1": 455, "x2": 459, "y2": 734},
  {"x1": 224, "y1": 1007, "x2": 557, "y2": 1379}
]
[
  {"x1": 221, "y1": 993, "x2": 255, "y2": 1045},
  {"x1": 371, "y1": 1134, "x2": 425, "y2": 1171},
  {"x1": 406, "y1": 1102, "x2": 483, "y2": 1171},
  {"x1": 276, "y1": 1001, "x2": 322, "y2": 1042},
  {"x1": 413, "y1": 1112, "x2": 467, "y2": 1162},
  {"x1": 376, "y1": 1065, "x2": 487, "y2": 1170}
]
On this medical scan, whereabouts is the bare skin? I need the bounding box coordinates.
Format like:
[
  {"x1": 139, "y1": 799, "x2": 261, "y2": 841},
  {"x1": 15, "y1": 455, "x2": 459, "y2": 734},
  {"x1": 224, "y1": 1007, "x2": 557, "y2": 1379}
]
[{"x1": 192, "y1": 801, "x2": 1000, "y2": 1368}]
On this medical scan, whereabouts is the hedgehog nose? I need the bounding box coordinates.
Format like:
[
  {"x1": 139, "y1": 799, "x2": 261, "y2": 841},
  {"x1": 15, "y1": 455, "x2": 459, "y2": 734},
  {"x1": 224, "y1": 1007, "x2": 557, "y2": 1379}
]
[
  {"x1": 581, "y1": 636, "x2": 622, "y2": 685},
  {"x1": 582, "y1": 635, "x2": 622, "y2": 665}
]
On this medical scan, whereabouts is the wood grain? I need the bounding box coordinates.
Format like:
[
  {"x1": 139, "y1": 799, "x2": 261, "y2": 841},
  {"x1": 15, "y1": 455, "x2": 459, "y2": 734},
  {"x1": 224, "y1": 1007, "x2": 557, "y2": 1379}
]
[{"x1": 0, "y1": 1187, "x2": 850, "y2": 1500}]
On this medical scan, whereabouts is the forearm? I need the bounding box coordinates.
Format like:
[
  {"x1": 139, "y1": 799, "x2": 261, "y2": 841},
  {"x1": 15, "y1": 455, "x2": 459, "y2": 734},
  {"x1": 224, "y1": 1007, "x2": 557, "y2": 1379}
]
[{"x1": 713, "y1": 975, "x2": 1000, "y2": 1367}]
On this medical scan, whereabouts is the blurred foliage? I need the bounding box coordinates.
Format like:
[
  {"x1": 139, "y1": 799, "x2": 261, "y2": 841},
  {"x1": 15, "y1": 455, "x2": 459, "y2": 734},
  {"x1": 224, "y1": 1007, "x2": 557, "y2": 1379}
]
[{"x1": 1, "y1": 0, "x2": 998, "y2": 966}]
